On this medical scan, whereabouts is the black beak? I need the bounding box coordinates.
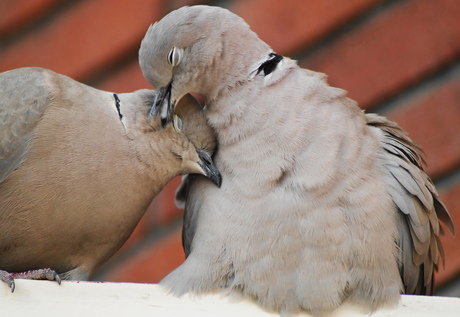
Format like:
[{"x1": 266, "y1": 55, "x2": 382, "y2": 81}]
[
  {"x1": 150, "y1": 81, "x2": 174, "y2": 128},
  {"x1": 196, "y1": 149, "x2": 222, "y2": 188}
]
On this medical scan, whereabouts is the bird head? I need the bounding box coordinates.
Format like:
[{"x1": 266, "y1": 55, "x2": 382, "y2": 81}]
[
  {"x1": 139, "y1": 5, "x2": 271, "y2": 128},
  {"x1": 147, "y1": 92, "x2": 221, "y2": 187}
]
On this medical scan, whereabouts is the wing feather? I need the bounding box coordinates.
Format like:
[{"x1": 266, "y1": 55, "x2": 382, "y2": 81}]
[
  {"x1": 0, "y1": 68, "x2": 52, "y2": 183},
  {"x1": 366, "y1": 113, "x2": 454, "y2": 295}
]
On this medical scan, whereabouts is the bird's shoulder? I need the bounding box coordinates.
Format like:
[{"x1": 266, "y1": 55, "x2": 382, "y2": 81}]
[{"x1": 0, "y1": 67, "x2": 55, "y2": 183}]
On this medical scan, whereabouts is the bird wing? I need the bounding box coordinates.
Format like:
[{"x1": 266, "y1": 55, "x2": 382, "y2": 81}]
[
  {"x1": 0, "y1": 68, "x2": 52, "y2": 183},
  {"x1": 366, "y1": 113, "x2": 454, "y2": 294},
  {"x1": 177, "y1": 173, "x2": 213, "y2": 257}
]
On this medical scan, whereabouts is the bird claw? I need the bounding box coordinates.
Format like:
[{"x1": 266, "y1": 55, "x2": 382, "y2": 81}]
[
  {"x1": 9, "y1": 280, "x2": 15, "y2": 293},
  {"x1": 0, "y1": 270, "x2": 16, "y2": 292},
  {"x1": 52, "y1": 271, "x2": 62, "y2": 285},
  {"x1": 1, "y1": 268, "x2": 61, "y2": 292}
]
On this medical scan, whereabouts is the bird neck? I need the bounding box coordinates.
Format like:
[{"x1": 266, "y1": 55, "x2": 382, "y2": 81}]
[
  {"x1": 204, "y1": 57, "x2": 298, "y2": 145},
  {"x1": 116, "y1": 95, "x2": 179, "y2": 202}
]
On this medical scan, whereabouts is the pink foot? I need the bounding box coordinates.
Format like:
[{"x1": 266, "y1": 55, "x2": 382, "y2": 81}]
[{"x1": 0, "y1": 268, "x2": 61, "y2": 292}]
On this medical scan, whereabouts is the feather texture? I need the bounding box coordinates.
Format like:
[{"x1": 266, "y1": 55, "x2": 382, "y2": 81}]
[
  {"x1": 367, "y1": 113, "x2": 454, "y2": 294},
  {"x1": 0, "y1": 67, "x2": 219, "y2": 291},
  {"x1": 139, "y1": 5, "x2": 454, "y2": 315}
]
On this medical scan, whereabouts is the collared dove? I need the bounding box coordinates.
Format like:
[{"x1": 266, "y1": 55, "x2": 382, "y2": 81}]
[
  {"x1": 0, "y1": 67, "x2": 221, "y2": 292},
  {"x1": 139, "y1": 5, "x2": 454, "y2": 315}
]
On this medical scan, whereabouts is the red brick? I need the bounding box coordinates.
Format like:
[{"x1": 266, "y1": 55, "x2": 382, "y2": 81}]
[
  {"x1": 435, "y1": 182, "x2": 460, "y2": 287},
  {"x1": 164, "y1": 0, "x2": 213, "y2": 11},
  {"x1": 0, "y1": 0, "x2": 163, "y2": 81},
  {"x1": 96, "y1": 59, "x2": 152, "y2": 93},
  {"x1": 118, "y1": 214, "x2": 150, "y2": 251},
  {"x1": 0, "y1": 0, "x2": 61, "y2": 37},
  {"x1": 107, "y1": 176, "x2": 183, "y2": 259},
  {"x1": 99, "y1": 227, "x2": 184, "y2": 283},
  {"x1": 146, "y1": 176, "x2": 184, "y2": 225},
  {"x1": 387, "y1": 77, "x2": 460, "y2": 178},
  {"x1": 230, "y1": 0, "x2": 383, "y2": 55},
  {"x1": 302, "y1": 0, "x2": 460, "y2": 109},
  {"x1": 106, "y1": 179, "x2": 184, "y2": 261}
]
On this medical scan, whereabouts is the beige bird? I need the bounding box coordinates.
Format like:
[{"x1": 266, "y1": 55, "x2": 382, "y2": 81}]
[
  {"x1": 139, "y1": 5, "x2": 454, "y2": 316},
  {"x1": 0, "y1": 67, "x2": 221, "y2": 292}
]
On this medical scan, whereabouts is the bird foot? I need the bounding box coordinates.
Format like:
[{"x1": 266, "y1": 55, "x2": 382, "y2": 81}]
[
  {"x1": 0, "y1": 268, "x2": 61, "y2": 292},
  {"x1": 0, "y1": 270, "x2": 15, "y2": 292}
]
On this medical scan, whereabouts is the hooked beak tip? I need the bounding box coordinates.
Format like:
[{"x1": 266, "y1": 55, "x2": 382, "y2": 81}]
[
  {"x1": 212, "y1": 171, "x2": 223, "y2": 188},
  {"x1": 197, "y1": 149, "x2": 222, "y2": 188}
]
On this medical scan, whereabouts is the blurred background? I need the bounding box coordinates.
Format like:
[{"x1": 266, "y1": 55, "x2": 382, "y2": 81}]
[{"x1": 1, "y1": 0, "x2": 459, "y2": 295}]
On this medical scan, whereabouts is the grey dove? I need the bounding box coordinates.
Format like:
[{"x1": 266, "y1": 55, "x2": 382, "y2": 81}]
[
  {"x1": 139, "y1": 5, "x2": 454, "y2": 315},
  {"x1": 0, "y1": 67, "x2": 221, "y2": 292}
]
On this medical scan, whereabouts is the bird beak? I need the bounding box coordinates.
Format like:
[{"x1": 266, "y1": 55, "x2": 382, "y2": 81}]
[
  {"x1": 150, "y1": 81, "x2": 175, "y2": 128},
  {"x1": 196, "y1": 149, "x2": 222, "y2": 188}
]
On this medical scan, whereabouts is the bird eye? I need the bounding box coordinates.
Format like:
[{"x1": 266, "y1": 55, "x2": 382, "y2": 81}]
[{"x1": 168, "y1": 47, "x2": 183, "y2": 66}]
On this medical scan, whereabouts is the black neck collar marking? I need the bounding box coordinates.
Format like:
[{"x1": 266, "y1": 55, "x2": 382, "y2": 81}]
[
  {"x1": 113, "y1": 93, "x2": 123, "y2": 120},
  {"x1": 257, "y1": 53, "x2": 283, "y2": 76}
]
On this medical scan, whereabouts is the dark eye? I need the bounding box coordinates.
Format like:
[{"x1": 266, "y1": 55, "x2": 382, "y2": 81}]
[{"x1": 167, "y1": 47, "x2": 183, "y2": 66}]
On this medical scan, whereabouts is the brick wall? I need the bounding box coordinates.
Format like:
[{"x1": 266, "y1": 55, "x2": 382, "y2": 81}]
[{"x1": 1, "y1": 0, "x2": 459, "y2": 293}]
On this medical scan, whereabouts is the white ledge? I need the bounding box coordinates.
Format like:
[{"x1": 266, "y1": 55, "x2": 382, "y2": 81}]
[{"x1": 1, "y1": 280, "x2": 459, "y2": 316}]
